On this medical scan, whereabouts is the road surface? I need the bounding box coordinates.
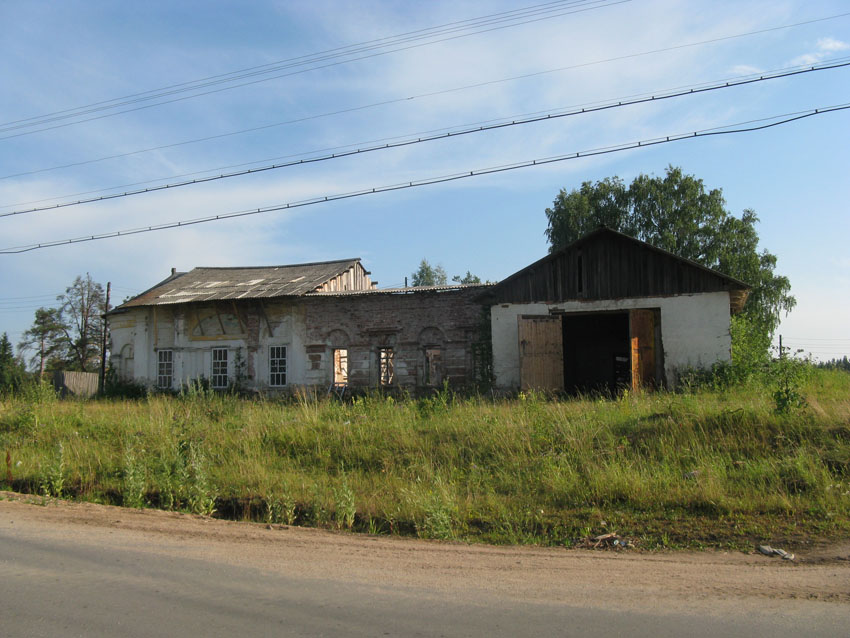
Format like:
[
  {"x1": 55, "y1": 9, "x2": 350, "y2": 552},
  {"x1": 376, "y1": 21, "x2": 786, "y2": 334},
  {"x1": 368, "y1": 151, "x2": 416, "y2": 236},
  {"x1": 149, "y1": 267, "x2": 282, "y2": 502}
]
[{"x1": 1, "y1": 493, "x2": 847, "y2": 637}]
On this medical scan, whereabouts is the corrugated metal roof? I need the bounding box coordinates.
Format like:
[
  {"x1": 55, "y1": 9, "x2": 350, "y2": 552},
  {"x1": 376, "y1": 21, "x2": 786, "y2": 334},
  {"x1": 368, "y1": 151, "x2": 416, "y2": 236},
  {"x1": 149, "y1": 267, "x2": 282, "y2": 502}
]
[
  {"x1": 306, "y1": 283, "x2": 494, "y2": 297},
  {"x1": 115, "y1": 258, "x2": 362, "y2": 308}
]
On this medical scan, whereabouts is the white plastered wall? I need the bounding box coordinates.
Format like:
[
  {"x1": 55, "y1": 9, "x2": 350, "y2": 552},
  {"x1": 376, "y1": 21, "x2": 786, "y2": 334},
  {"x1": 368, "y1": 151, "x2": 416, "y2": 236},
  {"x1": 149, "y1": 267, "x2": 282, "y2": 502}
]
[
  {"x1": 108, "y1": 305, "x2": 310, "y2": 390},
  {"x1": 490, "y1": 291, "x2": 732, "y2": 389}
]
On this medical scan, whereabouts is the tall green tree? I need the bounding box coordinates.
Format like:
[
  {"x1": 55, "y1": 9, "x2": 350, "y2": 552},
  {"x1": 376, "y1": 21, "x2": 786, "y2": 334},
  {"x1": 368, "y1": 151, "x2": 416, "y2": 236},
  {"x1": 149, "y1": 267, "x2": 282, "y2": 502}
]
[
  {"x1": 18, "y1": 307, "x2": 67, "y2": 377},
  {"x1": 56, "y1": 274, "x2": 106, "y2": 372},
  {"x1": 544, "y1": 166, "x2": 794, "y2": 342},
  {"x1": 411, "y1": 259, "x2": 448, "y2": 286},
  {"x1": 0, "y1": 332, "x2": 25, "y2": 391}
]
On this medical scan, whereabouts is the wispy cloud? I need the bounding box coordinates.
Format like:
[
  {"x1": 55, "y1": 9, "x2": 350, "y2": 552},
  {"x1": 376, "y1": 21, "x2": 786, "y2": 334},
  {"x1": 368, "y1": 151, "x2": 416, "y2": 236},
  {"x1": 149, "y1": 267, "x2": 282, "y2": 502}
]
[
  {"x1": 729, "y1": 64, "x2": 763, "y2": 75},
  {"x1": 817, "y1": 37, "x2": 850, "y2": 52},
  {"x1": 790, "y1": 36, "x2": 850, "y2": 65}
]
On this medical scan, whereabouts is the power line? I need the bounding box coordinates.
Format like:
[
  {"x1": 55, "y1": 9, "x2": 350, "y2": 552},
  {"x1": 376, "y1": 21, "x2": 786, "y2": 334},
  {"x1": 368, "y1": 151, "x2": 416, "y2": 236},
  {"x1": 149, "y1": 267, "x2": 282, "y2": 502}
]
[
  {"x1": 4, "y1": 54, "x2": 847, "y2": 196},
  {"x1": 2, "y1": 102, "x2": 847, "y2": 255},
  {"x1": 0, "y1": 0, "x2": 592, "y2": 130},
  {"x1": 3, "y1": 8, "x2": 847, "y2": 141},
  {"x1": 3, "y1": 60, "x2": 847, "y2": 219},
  {"x1": 0, "y1": 0, "x2": 604, "y2": 130},
  {"x1": 0, "y1": 293, "x2": 61, "y2": 301},
  {"x1": 0, "y1": 0, "x2": 627, "y2": 138},
  {"x1": 782, "y1": 335, "x2": 850, "y2": 342}
]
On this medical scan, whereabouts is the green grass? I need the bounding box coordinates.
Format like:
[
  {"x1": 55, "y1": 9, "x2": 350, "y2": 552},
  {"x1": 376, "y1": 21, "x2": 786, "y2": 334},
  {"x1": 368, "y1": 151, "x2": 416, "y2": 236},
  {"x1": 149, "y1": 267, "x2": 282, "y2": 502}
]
[{"x1": 1, "y1": 370, "x2": 849, "y2": 549}]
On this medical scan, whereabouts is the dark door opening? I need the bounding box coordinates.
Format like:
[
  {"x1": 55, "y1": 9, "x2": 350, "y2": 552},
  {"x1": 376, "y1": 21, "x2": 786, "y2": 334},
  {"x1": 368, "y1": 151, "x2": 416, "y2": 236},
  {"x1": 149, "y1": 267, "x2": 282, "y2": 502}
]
[{"x1": 562, "y1": 312, "x2": 630, "y2": 394}]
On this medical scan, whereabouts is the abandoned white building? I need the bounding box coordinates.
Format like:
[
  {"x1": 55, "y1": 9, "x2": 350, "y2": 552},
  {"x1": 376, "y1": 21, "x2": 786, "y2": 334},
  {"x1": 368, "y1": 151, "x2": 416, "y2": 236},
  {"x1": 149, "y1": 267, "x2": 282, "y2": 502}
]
[
  {"x1": 107, "y1": 259, "x2": 489, "y2": 393},
  {"x1": 478, "y1": 227, "x2": 750, "y2": 393},
  {"x1": 107, "y1": 228, "x2": 750, "y2": 395}
]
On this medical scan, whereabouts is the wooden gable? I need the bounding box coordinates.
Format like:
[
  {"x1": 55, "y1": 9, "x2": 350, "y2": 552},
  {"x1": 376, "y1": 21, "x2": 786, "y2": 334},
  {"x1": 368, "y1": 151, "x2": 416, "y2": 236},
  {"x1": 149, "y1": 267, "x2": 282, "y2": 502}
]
[{"x1": 484, "y1": 228, "x2": 750, "y2": 312}]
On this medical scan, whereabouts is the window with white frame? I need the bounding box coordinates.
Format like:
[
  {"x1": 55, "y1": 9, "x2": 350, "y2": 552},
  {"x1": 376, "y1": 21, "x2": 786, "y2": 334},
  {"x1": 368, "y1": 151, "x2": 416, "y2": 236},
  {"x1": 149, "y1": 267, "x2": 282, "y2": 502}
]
[
  {"x1": 157, "y1": 350, "x2": 173, "y2": 389},
  {"x1": 211, "y1": 348, "x2": 229, "y2": 388},
  {"x1": 269, "y1": 345, "x2": 287, "y2": 387}
]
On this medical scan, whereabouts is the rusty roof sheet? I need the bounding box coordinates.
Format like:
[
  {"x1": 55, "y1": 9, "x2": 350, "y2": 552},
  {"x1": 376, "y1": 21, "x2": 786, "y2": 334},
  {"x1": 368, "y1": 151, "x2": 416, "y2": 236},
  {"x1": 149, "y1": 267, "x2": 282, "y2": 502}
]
[
  {"x1": 306, "y1": 283, "x2": 494, "y2": 297},
  {"x1": 115, "y1": 259, "x2": 361, "y2": 308}
]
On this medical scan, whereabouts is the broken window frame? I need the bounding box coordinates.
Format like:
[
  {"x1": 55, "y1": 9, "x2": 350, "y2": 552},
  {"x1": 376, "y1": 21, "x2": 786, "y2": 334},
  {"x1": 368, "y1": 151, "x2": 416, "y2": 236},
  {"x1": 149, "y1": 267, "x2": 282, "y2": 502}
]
[
  {"x1": 379, "y1": 348, "x2": 394, "y2": 386},
  {"x1": 211, "y1": 347, "x2": 229, "y2": 389},
  {"x1": 157, "y1": 349, "x2": 173, "y2": 389},
  {"x1": 333, "y1": 348, "x2": 348, "y2": 384},
  {"x1": 269, "y1": 345, "x2": 287, "y2": 387}
]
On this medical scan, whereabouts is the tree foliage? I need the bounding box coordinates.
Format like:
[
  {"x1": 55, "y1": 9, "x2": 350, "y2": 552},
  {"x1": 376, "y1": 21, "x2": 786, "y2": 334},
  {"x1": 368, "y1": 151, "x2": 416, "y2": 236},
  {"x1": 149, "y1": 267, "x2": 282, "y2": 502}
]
[
  {"x1": 18, "y1": 274, "x2": 107, "y2": 374},
  {"x1": 452, "y1": 271, "x2": 482, "y2": 284},
  {"x1": 57, "y1": 273, "x2": 106, "y2": 372},
  {"x1": 18, "y1": 307, "x2": 67, "y2": 376},
  {"x1": 0, "y1": 332, "x2": 25, "y2": 391},
  {"x1": 544, "y1": 166, "x2": 795, "y2": 339},
  {"x1": 411, "y1": 259, "x2": 448, "y2": 286}
]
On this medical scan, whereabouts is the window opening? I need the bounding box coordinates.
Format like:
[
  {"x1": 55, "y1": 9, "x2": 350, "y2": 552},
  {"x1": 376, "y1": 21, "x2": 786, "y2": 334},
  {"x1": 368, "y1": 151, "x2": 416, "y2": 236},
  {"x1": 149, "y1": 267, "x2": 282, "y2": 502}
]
[
  {"x1": 333, "y1": 348, "x2": 348, "y2": 384},
  {"x1": 577, "y1": 251, "x2": 583, "y2": 294},
  {"x1": 157, "y1": 350, "x2": 173, "y2": 389},
  {"x1": 211, "y1": 348, "x2": 229, "y2": 388},
  {"x1": 269, "y1": 345, "x2": 287, "y2": 387},
  {"x1": 424, "y1": 347, "x2": 442, "y2": 386},
  {"x1": 379, "y1": 348, "x2": 394, "y2": 386}
]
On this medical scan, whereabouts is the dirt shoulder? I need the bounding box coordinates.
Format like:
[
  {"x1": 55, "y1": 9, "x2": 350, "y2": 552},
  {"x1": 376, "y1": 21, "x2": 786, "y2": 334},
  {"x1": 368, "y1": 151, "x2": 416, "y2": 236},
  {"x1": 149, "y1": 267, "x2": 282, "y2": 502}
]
[{"x1": 2, "y1": 491, "x2": 848, "y2": 613}]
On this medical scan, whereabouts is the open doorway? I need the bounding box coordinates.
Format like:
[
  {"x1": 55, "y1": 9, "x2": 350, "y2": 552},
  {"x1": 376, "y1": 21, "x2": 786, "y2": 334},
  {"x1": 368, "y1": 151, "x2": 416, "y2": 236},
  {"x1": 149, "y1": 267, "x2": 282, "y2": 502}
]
[
  {"x1": 518, "y1": 309, "x2": 661, "y2": 394},
  {"x1": 562, "y1": 312, "x2": 630, "y2": 394}
]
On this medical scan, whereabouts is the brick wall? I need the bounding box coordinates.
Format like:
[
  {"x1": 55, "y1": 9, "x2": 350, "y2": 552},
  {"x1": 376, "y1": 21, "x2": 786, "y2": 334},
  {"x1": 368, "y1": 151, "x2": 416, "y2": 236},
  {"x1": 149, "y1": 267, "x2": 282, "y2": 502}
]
[{"x1": 301, "y1": 288, "x2": 485, "y2": 390}]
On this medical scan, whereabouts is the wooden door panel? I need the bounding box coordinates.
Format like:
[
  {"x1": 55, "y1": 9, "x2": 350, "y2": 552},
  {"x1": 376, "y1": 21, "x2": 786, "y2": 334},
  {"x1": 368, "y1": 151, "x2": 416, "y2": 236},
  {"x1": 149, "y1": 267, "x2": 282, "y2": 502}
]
[
  {"x1": 629, "y1": 309, "x2": 656, "y2": 390},
  {"x1": 519, "y1": 315, "x2": 564, "y2": 391}
]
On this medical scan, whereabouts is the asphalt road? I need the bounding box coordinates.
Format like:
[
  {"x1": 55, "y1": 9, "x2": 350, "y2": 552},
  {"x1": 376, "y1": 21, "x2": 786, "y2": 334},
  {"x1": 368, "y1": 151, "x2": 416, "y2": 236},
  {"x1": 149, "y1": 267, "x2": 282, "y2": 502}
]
[{"x1": 1, "y1": 499, "x2": 847, "y2": 637}]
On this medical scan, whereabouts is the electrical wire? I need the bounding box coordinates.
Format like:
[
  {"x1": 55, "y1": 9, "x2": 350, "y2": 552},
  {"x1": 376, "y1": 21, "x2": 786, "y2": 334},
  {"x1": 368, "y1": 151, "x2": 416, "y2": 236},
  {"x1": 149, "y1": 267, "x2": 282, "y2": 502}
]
[
  {"x1": 782, "y1": 335, "x2": 850, "y2": 343},
  {"x1": 2, "y1": 102, "x2": 847, "y2": 255},
  {"x1": 3, "y1": 60, "x2": 847, "y2": 218},
  {"x1": 3, "y1": 53, "x2": 848, "y2": 192},
  {"x1": 0, "y1": 0, "x2": 595, "y2": 129},
  {"x1": 0, "y1": 0, "x2": 627, "y2": 137},
  {"x1": 3, "y1": 7, "x2": 847, "y2": 140}
]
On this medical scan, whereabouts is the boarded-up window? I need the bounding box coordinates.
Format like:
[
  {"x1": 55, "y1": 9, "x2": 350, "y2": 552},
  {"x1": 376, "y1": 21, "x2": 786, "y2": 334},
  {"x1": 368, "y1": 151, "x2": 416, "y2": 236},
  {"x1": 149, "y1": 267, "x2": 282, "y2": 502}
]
[
  {"x1": 333, "y1": 348, "x2": 348, "y2": 384},
  {"x1": 121, "y1": 344, "x2": 135, "y2": 381},
  {"x1": 425, "y1": 347, "x2": 442, "y2": 386},
  {"x1": 379, "y1": 348, "x2": 394, "y2": 386},
  {"x1": 518, "y1": 316, "x2": 564, "y2": 391}
]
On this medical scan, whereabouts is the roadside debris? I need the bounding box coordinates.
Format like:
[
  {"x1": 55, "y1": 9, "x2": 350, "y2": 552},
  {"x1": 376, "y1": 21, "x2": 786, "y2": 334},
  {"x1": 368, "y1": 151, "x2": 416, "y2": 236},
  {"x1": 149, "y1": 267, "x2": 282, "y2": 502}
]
[
  {"x1": 757, "y1": 544, "x2": 795, "y2": 561},
  {"x1": 582, "y1": 532, "x2": 635, "y2": 550}
]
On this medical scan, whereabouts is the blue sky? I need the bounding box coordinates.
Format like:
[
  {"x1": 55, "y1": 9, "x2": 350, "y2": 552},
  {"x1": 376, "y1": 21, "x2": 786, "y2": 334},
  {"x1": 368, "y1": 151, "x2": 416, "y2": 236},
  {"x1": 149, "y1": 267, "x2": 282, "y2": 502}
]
[{"x1": 1, "y1": 0, "x2": 848, "y2": 361}]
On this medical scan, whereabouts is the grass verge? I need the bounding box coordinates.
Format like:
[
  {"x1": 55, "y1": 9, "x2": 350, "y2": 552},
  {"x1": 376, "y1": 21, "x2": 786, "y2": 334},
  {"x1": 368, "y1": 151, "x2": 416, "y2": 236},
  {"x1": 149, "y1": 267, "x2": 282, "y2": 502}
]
[{"x1": 1, "y1": 370, "x2": 849, "y2": 550}]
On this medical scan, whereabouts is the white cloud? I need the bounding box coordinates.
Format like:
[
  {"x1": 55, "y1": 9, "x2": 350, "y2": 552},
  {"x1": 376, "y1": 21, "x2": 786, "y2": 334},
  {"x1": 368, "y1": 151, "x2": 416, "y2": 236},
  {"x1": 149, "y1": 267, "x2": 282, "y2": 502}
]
[
  {"x1": 729, "y1": 64, "x2": 763, "y2": 76},
  {"x1": 789, "y1": 53, "x2": 821, "y2": 66},
  {"x1": 816, "y1": 37, "x2": 850, "y2": 52},
  {"x1": 790, "y1": 37, "x2": 850, "y2": 66}
]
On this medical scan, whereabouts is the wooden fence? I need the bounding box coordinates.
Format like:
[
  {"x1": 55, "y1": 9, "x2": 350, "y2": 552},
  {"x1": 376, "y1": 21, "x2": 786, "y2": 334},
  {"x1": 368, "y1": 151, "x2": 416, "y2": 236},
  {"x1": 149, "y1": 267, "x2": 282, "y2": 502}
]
[{"x1": 53, "y1": 371, "x2": 99, "y2": 398}]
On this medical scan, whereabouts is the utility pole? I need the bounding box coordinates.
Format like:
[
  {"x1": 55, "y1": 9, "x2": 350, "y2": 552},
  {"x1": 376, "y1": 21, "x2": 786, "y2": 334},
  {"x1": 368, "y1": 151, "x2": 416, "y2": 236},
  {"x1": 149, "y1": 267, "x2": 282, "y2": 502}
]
[{"x1": 99, "y1": 282, "x2": 111, "y2": 394}]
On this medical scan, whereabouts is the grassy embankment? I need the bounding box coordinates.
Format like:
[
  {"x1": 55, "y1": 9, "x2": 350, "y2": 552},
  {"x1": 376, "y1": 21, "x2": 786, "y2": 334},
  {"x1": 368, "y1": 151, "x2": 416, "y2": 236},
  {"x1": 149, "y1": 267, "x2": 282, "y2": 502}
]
[{"x1": 1, "y1": 370, "x2": 849, "y2": 549}]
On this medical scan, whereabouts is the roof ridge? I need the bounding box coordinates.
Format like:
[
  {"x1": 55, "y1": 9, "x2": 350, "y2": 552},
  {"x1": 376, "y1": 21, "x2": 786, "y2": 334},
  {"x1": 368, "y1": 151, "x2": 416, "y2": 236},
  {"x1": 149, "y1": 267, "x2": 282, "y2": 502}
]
[{"x1": 190, "y1": 258, "x2": 360, "y2": 270}]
